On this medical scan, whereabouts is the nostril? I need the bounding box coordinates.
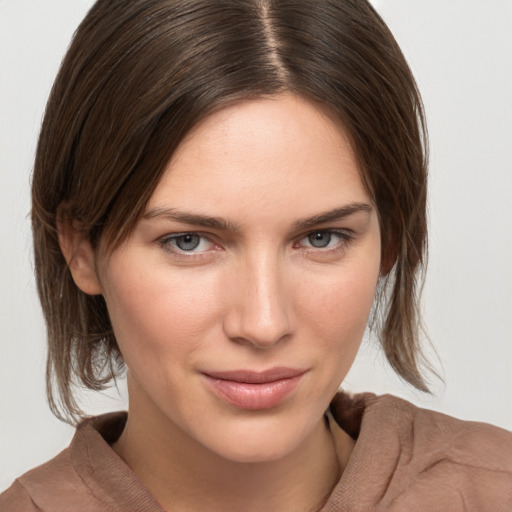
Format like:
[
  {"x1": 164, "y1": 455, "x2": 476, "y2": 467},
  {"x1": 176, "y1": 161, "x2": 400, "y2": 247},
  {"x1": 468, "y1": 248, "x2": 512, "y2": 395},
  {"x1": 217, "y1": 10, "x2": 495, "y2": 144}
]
[{"x1": 223, "y1": 301, "x2": 293, "y2": 348}]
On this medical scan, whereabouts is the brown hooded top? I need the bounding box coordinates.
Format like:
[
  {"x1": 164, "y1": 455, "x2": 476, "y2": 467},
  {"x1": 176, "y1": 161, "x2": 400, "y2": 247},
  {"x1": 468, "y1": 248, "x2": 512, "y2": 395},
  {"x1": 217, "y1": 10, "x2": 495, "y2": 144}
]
[{"x1": 1, "y1": 392, "x2": 511, "y2": 512}]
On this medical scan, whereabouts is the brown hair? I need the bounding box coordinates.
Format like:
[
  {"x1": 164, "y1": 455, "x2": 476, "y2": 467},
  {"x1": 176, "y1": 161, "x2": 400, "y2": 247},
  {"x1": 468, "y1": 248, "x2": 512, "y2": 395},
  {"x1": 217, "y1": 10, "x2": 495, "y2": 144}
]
[{"x1": 32, "y1": 0, "x2": 430, "y2": 422}]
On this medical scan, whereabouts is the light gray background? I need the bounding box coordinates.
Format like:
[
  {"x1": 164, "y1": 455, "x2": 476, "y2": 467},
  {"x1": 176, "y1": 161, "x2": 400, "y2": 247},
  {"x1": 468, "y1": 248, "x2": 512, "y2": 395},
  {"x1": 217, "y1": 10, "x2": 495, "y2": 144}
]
[{"x1": 1, "y1": 0, "x2": 511, "y2": 491}]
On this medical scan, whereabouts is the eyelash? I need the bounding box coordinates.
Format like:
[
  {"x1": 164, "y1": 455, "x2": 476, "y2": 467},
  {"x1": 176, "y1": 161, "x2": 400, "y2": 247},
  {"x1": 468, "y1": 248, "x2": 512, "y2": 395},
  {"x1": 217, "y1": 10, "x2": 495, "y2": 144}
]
[
  {"x1": 158, "y1": 229, "x2": 353, "y2": 260},
  {"x1": 158, "y1": 233, "x2": 216, "y2": 258},
  {"x1": 293, "y1": 230, "x2": 352, "y2": 252}
]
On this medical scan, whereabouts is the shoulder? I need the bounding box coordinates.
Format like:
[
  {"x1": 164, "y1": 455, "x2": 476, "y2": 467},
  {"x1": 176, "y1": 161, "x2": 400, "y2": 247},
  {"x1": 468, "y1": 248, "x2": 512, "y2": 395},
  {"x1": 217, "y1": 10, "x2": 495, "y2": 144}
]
[
  {"x1": 0, "y1": 480, "x2": 38, "y2": 512},
  {"x1": 0, "y1": 412, "x2": 163, "y2": 512},
  {"x1": 364, "y1": 393, "x2": 512, "y2": 470},
  {"x1": 0, "y1": 448, "x2": 84, "y2": 512},
  {"x1": 331, "y1": 391, "x2": 512, "y2": 468},
  {"x1": 0, "y1": 413, "x2": 128, "y2": 512},
  {"x1": 328, "y1": 392, "x2": 512, "y2": 511}
]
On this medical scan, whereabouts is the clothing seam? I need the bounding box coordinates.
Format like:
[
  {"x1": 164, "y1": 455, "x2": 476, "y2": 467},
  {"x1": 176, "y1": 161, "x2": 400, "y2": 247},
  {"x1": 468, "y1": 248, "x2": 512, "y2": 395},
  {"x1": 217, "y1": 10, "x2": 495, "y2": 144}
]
[
  {"x1": 10, "y1": 479, "x2": 43, "y2": 512},
  {"x1": 70, "y1": 429, "x2": 121, "y2": 508}
]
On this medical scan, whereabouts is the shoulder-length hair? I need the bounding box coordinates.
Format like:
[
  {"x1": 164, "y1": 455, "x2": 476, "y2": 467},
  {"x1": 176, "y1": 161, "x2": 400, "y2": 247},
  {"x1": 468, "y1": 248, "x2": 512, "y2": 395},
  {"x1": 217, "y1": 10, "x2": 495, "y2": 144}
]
[{"x1": 32, "y1": 0, "x2": 429, "y2": 422}]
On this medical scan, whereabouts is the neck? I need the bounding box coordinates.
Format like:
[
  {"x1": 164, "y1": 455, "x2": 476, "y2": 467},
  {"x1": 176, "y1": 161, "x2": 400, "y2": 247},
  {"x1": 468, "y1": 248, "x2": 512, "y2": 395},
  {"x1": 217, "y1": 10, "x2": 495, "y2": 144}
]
[{"x1": 112, "y1": 378, "x2": 352, "y2": 512}]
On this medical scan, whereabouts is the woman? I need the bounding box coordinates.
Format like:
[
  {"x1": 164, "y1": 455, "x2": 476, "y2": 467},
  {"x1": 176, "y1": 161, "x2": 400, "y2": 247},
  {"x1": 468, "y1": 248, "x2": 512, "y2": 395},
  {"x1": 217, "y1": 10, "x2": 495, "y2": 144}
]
[{"x1": 1, "y1": 1, "x2": 511, "y2": 510}]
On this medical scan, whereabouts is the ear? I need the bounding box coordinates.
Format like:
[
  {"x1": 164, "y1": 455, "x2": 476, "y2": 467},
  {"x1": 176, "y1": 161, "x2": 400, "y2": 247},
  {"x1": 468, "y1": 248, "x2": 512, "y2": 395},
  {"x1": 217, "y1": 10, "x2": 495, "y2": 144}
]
[{"x1": 57, "y1": 210, "x2": 103, "y2": 296}]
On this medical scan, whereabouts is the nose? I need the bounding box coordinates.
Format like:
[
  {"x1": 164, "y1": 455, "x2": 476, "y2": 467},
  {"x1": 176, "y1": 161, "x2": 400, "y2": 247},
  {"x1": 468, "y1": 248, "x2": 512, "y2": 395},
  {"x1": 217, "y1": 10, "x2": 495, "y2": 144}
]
[{"x1": 223, "y1": 252, "x2": 294, "y2": 349}]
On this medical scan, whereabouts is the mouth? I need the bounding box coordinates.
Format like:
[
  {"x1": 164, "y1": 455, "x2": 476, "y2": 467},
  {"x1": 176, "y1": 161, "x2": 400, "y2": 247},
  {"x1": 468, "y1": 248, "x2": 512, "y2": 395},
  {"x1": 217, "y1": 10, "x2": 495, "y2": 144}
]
[{"x1": 201, "y1": 367, "x2": 307, "y2": 410}]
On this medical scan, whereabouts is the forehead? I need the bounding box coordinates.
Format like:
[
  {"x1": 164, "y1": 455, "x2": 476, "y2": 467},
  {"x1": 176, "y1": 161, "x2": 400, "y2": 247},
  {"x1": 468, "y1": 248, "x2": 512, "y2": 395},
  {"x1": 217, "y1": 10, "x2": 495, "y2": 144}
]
[{"x1": 146, "y1": 94, "x2": 371, "y2": 226}]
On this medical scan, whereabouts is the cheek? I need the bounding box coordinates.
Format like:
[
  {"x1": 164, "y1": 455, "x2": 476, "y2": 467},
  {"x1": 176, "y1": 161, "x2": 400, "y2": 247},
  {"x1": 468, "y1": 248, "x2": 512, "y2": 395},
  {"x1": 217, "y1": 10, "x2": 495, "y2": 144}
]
[
  {"x1": 100, "y1": 257, "x2": 223, "y2": 365},
  {"x1": 302, "y1": 261, "x2": 379, "y2": 335}
]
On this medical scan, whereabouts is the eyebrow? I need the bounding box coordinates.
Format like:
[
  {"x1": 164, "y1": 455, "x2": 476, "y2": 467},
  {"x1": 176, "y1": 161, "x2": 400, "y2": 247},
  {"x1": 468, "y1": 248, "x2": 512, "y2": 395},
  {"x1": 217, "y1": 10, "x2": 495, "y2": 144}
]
[
  {"x1": 292, "y1": 202, "x2": 373, "y2": 231},
  {"x1": 142, "y1": 207, "x2": 240, "y2": 232},
  {"x1": 142, "y1": 202, "x2": 373, "y2": 232}
]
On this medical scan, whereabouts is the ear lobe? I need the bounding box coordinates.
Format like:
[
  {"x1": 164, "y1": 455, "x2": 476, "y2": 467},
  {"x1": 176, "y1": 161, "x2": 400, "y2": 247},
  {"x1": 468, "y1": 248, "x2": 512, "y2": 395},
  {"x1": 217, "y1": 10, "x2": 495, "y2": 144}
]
[{"x1": 57, "y1": 213, "x2": 103, "y2": 296}]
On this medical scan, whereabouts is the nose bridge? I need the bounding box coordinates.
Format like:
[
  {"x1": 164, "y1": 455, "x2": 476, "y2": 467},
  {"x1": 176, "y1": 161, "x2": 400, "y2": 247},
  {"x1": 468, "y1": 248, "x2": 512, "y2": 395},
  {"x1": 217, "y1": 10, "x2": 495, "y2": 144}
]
[{"x1": 225, "y1": 247, "x2": 292, "y2": 348}]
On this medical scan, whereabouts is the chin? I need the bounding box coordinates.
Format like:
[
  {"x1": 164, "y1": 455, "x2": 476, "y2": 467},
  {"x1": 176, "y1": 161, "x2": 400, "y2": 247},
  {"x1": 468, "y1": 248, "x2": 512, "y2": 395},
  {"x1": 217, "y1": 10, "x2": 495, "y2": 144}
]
[
  {"x1": 215, "y1": 439, "x2": 297, "y2": 464},
  {"x1": 200, "y1": 414, "x2": 314, "y2": 465}
]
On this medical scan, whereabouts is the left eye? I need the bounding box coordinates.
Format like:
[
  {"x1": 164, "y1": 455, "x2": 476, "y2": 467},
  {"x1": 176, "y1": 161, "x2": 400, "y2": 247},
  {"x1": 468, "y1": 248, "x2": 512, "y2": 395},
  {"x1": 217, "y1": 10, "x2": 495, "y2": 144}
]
[
  {"x1": 299, "y1": 230, "x2": 348, "y2": 249},
  {"x1": 161, "y1": 233, "x2": 213, "y2": 253}
]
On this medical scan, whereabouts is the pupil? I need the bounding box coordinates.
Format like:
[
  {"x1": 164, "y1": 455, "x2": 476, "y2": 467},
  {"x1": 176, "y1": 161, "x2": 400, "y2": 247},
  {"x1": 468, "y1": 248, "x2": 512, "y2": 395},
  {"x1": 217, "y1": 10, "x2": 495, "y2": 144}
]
[
  {"x1": 308, "y1": 232, "x2": 331, "y2": 248},
  {"x1": 176, "y1": 234, "x2": 200, "y2": 251}
]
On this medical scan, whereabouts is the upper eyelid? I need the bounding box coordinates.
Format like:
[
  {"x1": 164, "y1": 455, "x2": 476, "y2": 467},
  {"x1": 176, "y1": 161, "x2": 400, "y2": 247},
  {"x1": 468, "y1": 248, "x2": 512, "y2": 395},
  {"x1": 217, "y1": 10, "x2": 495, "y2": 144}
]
[
  {"x1": 296, "y1": 228, "x2": 353, "y2": 240},
  {"x1": 160, "y1": 231, "x2": 213, "y2": 242},
  {"x1": 159, "y1": 228, "x2": 352, "y2": 240},
  {"x1": 160, "y1": 227, "x2": 350, "y2": 239}
]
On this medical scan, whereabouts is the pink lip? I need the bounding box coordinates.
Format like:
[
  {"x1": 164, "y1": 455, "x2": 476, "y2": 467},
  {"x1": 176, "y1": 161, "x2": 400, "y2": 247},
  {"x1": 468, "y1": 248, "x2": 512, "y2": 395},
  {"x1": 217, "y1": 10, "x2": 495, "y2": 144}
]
[{"x1": 202, "y1": 367, "x2": 307, "y2": 410}]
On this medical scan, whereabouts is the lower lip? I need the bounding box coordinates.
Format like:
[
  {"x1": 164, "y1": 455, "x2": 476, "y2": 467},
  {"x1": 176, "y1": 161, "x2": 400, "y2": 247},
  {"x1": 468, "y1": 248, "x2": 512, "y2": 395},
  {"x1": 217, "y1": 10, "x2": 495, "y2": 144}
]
[{"x1": 203, "y1": 374, "x2": 304, "y2": 410}]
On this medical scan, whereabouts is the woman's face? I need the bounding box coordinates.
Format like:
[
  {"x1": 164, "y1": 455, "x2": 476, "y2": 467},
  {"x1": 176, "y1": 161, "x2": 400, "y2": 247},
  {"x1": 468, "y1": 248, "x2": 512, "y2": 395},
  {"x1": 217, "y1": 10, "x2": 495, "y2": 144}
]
[{"x1": 97, "y1": 94, "x2": 381, "y2": 462}]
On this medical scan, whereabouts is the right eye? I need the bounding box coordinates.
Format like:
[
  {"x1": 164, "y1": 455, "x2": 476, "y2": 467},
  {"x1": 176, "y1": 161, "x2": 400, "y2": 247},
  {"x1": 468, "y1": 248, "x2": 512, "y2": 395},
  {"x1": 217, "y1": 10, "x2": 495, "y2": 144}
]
[{"x1": 159, "y1": 233, "x2": 214, "y2": 254}]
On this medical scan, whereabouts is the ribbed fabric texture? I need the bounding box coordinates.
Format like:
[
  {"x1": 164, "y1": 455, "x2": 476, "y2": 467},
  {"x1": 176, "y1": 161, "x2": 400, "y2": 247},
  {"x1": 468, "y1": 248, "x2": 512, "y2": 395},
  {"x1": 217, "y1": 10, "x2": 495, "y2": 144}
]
[{"x1": 1, "y1": 392, "x2": 511, "y2": 511}]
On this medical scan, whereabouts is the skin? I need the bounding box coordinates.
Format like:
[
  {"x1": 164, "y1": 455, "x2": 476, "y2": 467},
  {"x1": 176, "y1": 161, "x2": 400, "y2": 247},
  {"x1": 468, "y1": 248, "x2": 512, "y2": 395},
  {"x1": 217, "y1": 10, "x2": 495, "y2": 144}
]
[{"x1": 62, "y1": 94, "x2": 382, "y2": 512}]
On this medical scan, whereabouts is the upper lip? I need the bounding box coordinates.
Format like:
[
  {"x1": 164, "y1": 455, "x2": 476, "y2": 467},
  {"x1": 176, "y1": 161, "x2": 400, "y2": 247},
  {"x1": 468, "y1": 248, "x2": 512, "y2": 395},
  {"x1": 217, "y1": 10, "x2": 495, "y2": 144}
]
[{"x1": 203, "y1": 367, "x2": 307, "y2": 384}]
